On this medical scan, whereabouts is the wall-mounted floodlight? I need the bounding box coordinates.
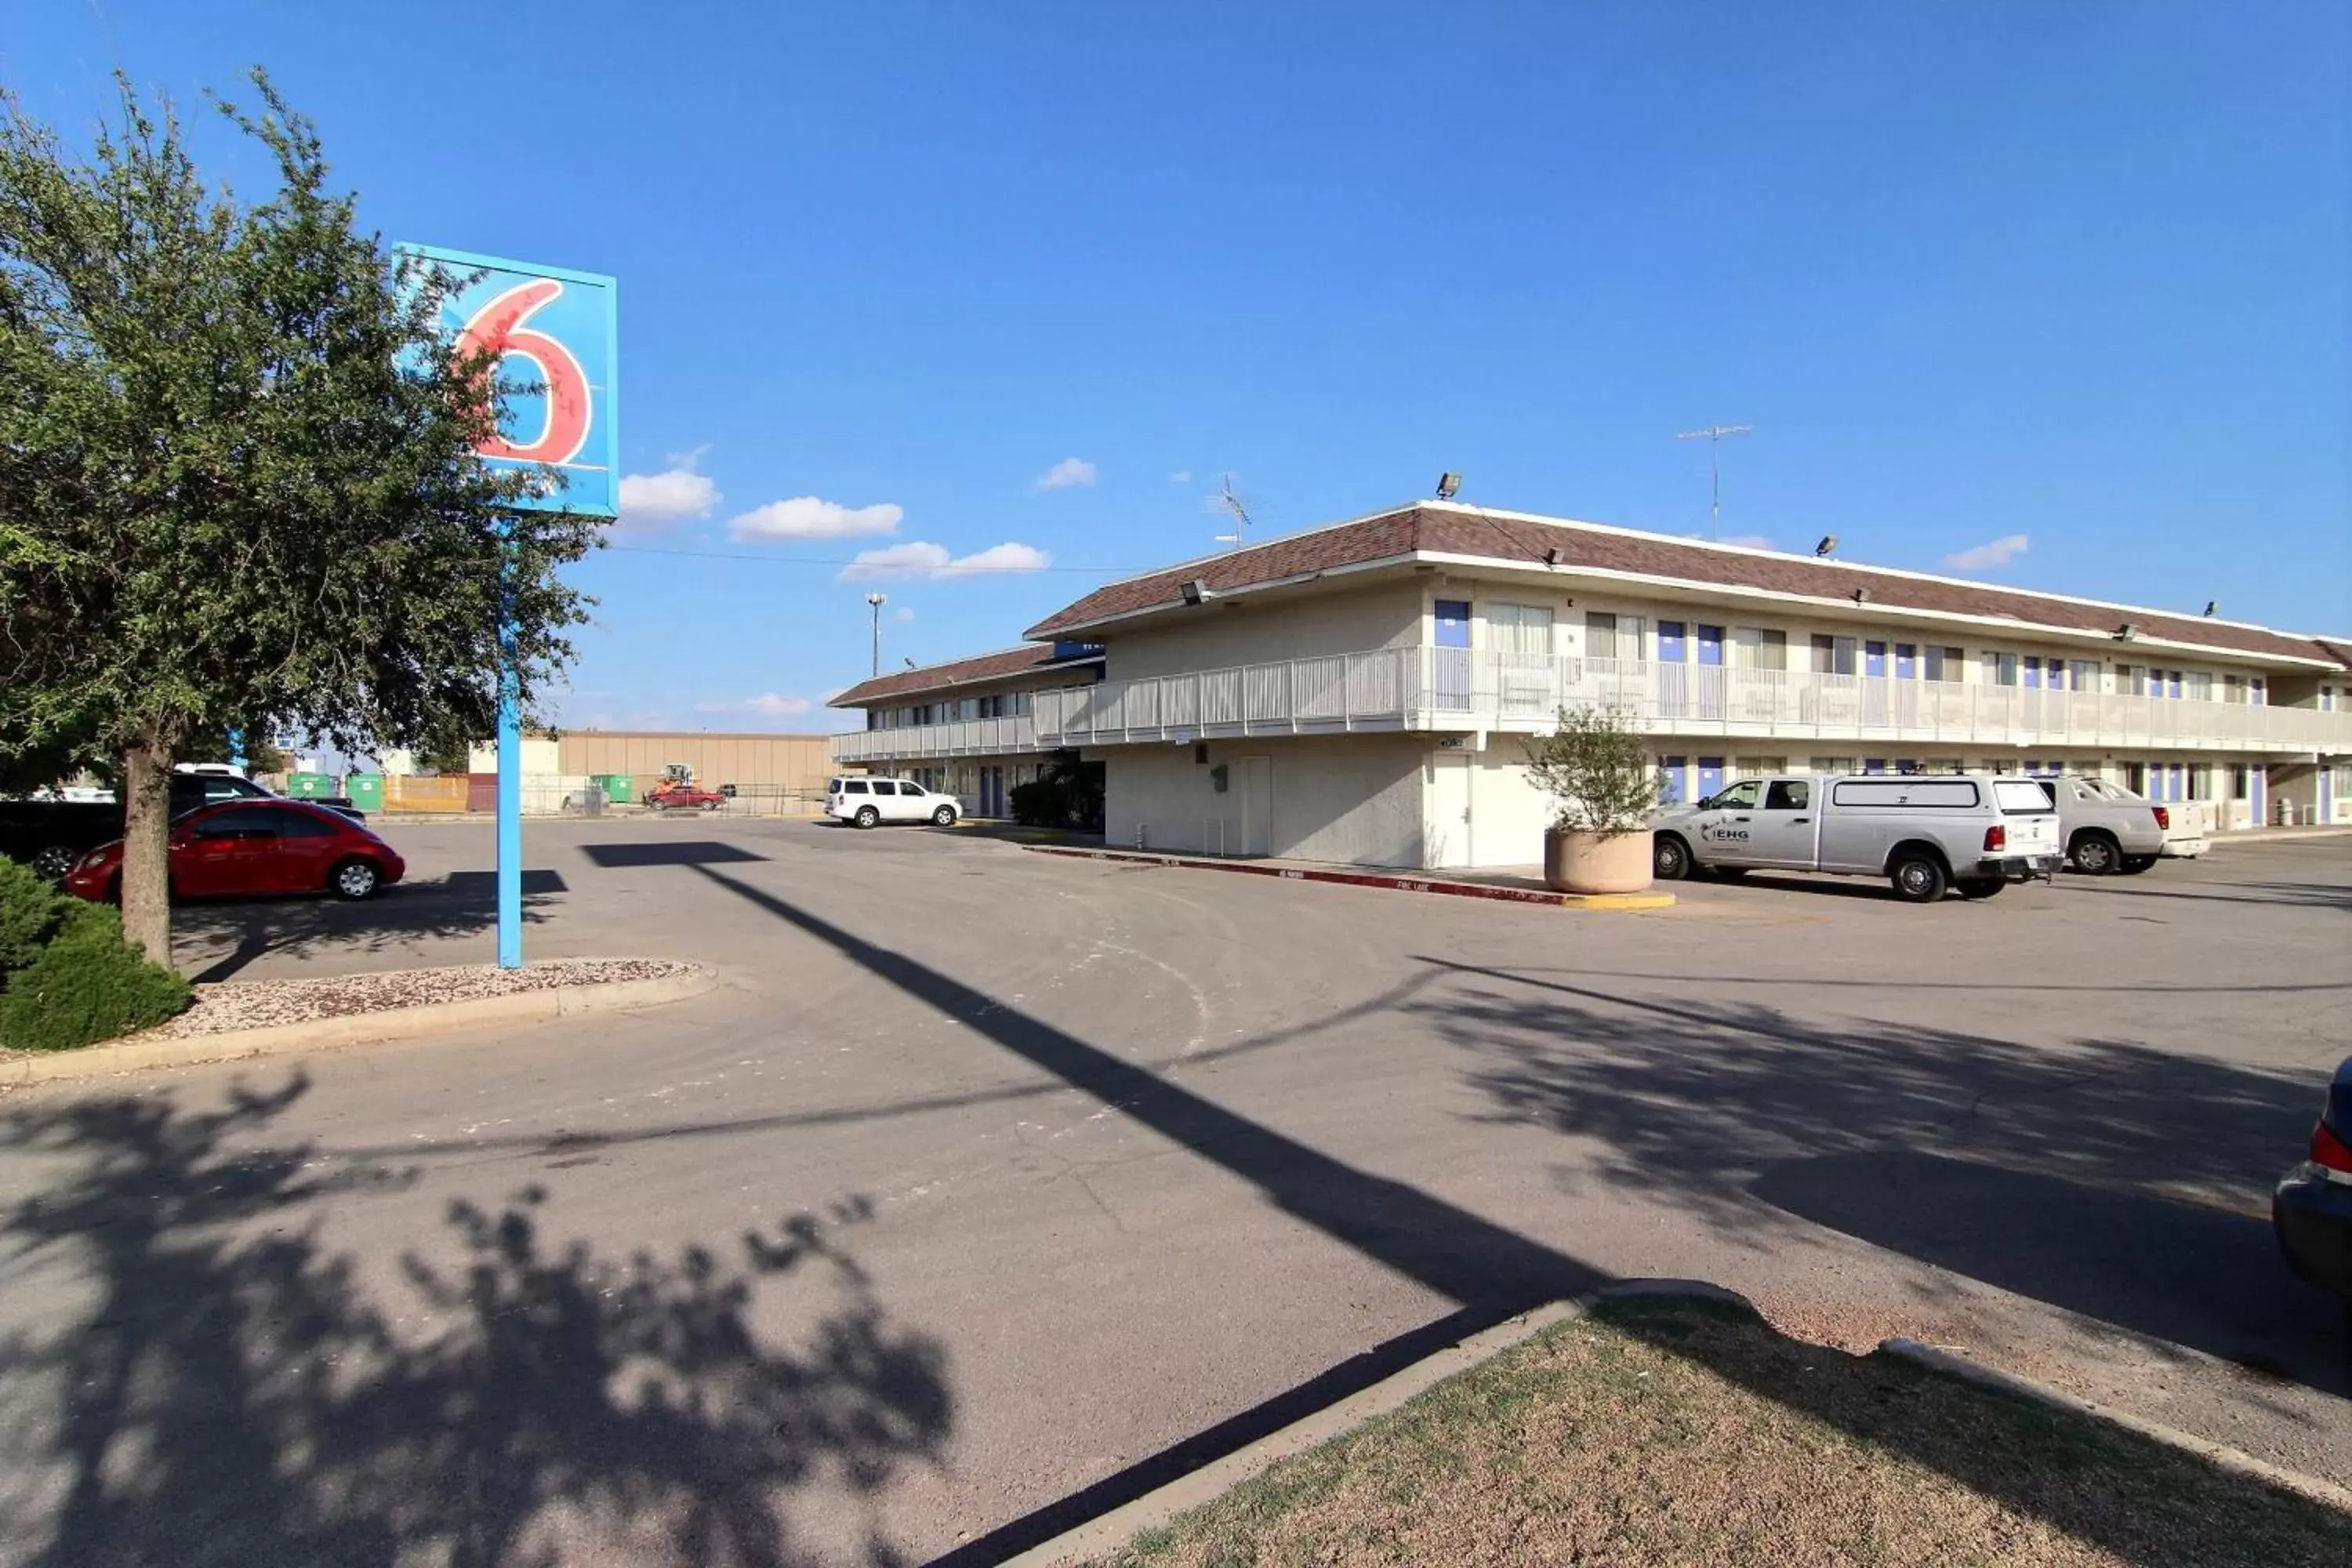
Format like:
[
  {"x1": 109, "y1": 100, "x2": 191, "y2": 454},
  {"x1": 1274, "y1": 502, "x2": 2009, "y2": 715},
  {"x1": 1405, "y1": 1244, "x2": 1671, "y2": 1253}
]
[
  {"x1": 1436, "y1": 472, "x2": 1462, "y2": 499},
  {"x1": 1543, "y1": 546, "x2": 1562, "y2": 566},
  {"x1": 1181, "y1": 579, "x2": 1211, "y2": 606},
  {"x1": 1852, "y1": 587, "x2": 1871, "y2": 604},
  {"x1": 2203, "y1": 601, "x2": 2217, "y2": 617},
  {"x1": 2114, "y1": 622, "x2": 2139, "y2": 641},
  {"x1": 1815, "y1": 535, "x2": 1838, "y2": 557}
]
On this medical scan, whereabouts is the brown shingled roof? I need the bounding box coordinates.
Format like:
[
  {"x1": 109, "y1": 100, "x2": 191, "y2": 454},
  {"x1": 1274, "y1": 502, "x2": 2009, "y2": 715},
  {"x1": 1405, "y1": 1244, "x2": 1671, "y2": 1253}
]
[
  {"x1": 1024, "y1": 503, "x2": 2349, "y2": 668},
  {"x1": 829, "y1": 644, "x2": 1100, "y2": 708}
]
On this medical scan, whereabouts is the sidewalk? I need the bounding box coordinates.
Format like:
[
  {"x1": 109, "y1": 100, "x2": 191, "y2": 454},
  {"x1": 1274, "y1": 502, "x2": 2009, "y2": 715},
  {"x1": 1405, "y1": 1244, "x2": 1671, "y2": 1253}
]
[{"x1": 1022, "y1": 844, "x2": 1672, "y2": 910}]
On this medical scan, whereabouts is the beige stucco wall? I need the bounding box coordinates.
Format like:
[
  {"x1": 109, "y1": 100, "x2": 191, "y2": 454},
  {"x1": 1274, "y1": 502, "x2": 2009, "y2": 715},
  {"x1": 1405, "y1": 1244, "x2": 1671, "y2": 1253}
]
[
  {"x1": 554, "y1": 731, "x2": 839, "y2": 793},
  {"x1": 1102, "y1": 734, "x2": 1428, "y2": 866},
  {"x1": 1425, "y1": 745, "x2": 1561, "y2": 869},
  {"x1": 1105, "y1": 580, "x2": 1423, "y2": 682}
]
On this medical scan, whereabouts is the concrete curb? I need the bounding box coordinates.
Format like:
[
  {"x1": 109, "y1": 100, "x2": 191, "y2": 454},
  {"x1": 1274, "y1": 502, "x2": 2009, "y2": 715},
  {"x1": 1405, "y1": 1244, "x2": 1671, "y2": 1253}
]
[
  {"x1": 0, "y1": 963, "x2": 717, "y2": 1087},
  {"x1": 1877, "y1": 1338, "x2": 2352, "y2": 1514},
  {"x1": 1002, "y1": 1279, "x2": 1748, "y2": 1568},
  {"x1": 1022, "y1": 844, "x2": 1675, "y2": 912}
]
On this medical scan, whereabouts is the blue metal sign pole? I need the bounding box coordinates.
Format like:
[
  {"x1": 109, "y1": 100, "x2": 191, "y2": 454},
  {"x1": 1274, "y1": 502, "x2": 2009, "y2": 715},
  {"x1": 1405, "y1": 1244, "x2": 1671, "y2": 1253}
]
[{"x1": 497, "y1": 517, "x2": 523, "y2": 969}]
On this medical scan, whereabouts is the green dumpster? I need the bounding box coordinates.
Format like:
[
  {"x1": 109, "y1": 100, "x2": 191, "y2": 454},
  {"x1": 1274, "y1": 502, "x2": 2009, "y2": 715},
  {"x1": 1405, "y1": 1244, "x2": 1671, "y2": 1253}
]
[
  {"x1": 288, "y1": 771, "x2": 336, "y2": 800},
  {"x1": 598, "y1": 772, "x2": 635, "y2": 804},
  {"x1": 343, "y1": 774, "x2": 385, "y2": 812}
]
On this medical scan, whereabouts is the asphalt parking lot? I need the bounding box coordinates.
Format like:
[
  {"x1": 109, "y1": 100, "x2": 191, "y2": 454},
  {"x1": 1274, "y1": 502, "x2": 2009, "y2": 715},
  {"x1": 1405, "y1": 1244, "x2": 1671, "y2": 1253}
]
[{"x1": 4, "y1": 819, "x2": 2348, "y2": 1566}]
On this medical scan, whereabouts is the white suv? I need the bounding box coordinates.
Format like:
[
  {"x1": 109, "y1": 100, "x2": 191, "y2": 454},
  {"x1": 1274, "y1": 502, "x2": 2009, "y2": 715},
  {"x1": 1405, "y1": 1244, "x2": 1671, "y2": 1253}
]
[{"x1": 826, "y1": 776, "x2": 960, "y2": 829}]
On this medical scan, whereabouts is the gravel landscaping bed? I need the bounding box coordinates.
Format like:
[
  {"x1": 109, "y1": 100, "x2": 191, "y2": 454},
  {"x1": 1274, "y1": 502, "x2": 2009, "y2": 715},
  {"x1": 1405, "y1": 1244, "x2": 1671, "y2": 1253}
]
[{"x1": 142, "y1": 958, "x2": 700, "y2": 1039}]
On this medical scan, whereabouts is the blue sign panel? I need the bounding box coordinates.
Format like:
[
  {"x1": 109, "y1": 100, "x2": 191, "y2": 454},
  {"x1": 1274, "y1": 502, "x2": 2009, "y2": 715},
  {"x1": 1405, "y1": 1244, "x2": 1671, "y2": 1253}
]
[{"x1": 396, "y1": 244, "x2": 619, "y2": 517}]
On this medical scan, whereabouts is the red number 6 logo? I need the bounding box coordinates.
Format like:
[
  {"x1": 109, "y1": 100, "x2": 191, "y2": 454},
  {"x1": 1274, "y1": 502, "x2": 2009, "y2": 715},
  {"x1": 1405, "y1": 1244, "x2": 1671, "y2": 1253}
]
[{"x1": 454, "y1": 279, "x2": 592, "y2": 466}]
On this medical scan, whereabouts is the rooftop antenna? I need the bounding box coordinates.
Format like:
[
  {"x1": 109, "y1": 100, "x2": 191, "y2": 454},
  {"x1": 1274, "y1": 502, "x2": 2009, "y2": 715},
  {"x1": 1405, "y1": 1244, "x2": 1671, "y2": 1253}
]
[
  {"x1": 1212, "y1": 473, "x2": 1253, "y2": 550},
  {"x1": 1675, "y1": 423, "x2": 1755, "y2": 541}
]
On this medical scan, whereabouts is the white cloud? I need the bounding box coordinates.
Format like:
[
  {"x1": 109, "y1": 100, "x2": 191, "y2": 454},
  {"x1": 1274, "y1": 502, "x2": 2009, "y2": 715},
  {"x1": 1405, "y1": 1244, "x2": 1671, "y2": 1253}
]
[
  {"x1": 1033, "y1": 457, "x2": 1098, "y2": 491},
  {"x1": 1167, "y1": 469, "x2": 1192, "y2": 484},
  {"x1": 729, "y1": 496, "x2": 904, "y2": 540},
  {"x1": 694, "y1": 692, "x2": 814, "y2": 717},
  {"x1": 1942, "y1": 533, "x2": 2030, "y2": 571},
  {"x1": 1717, "y1": 534, "x2": 1776, "y2": 550},
  {"x1": 838, "y1": 541, "x2": 1054, "y2": 582},
  {"x1": 892, "y1": 605, "x2": 916, "y2": 622},
  {"x1": 664, "y1": 441, "x2": 713, "y2": 470},
  {"x1": 615, "y1": 466, "x2": 720, "y2": 532}
]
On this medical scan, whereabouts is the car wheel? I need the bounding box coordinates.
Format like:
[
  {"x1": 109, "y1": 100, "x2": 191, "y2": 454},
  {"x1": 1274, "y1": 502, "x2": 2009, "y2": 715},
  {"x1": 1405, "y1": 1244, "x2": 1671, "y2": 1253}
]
[
  {"x1": 1956, "y1": 877, "x2": 2006, "y2": 899},
  {"x1": 1653, "y1": 834, "x2": 1690, "y2": 881},
  {"x1": 2118, "y1": 855, "x2": 2158, "y2": 875},
  {"x1": 931, "y1": 804, "x2": 958, "y2": 827},
  {"x1": 1890, "y1": 853, "x2": 1948, "y2": 902},
  {"x1": 30, "y1": 844, "x2": 76, "y2": 883},
  {"x1": 2069, "y1": 831, "x2": 2120, "y2": 876},
  {"x1": 855, "y1": 805, "x2": 880, "y2": 829},
  {"x1": 329, "y1": 858, "x2": 381, "y2": 901}
]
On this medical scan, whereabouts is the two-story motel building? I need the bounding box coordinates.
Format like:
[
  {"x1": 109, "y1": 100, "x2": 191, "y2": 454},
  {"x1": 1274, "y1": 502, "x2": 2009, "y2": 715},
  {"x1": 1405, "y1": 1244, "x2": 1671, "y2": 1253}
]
[{"x1": 830, "y1": 500, "x2": 2352, "y2": 869}]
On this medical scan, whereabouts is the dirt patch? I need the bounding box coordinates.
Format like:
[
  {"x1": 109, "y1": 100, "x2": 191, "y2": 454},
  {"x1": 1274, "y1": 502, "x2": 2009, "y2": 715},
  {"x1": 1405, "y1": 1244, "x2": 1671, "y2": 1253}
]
[
  {"x1": 144, "y1": 958, "x2": 695, "y2": 1039},
  {"x1": 1095, "y1": 1295, "x2": 2350, "y2": 1568}
]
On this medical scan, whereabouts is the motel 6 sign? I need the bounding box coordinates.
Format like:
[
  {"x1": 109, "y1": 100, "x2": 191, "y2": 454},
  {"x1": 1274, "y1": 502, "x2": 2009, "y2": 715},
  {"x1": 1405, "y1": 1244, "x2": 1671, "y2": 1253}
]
[{"x1": 395, "y1": 244, "x2": 620, "y2": 517}]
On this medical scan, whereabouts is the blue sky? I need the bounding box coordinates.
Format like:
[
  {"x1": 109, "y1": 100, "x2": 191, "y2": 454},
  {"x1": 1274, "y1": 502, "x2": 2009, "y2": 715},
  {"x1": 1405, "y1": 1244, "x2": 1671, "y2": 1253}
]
[{"x1": 9, "y1": 2, "x2": 2346, "y2": 733}]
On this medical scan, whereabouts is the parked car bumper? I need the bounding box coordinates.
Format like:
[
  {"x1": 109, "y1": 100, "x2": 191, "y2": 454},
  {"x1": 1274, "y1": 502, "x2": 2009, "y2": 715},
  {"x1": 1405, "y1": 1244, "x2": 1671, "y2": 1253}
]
[
  {"x1": 2274, "y1": 1167, "x2": 2352, "y2": 1298},
  {"x1": 1975, "y1": 854, "x2": 2062, "y2": 880},
  {"x1": 2159, "y1": 837, "x2": 2208, "y2": 858}
]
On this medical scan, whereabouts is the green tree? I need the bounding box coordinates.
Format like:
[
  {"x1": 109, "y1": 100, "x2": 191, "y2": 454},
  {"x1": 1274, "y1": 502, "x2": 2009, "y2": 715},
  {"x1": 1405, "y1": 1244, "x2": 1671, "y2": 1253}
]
[{"x1": 0, "y1": 73, "x2": 599, "y2": 959}]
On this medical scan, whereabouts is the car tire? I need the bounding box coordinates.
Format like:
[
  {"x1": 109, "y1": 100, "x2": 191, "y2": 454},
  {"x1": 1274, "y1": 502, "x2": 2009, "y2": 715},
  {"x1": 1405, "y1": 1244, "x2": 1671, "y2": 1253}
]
[
  {"x1": 2069, "y1": 831, "x2": 2121, "y2": 876},
  {"x1": 931, "y1": 805, "x2": 957, "y2": 827},
  {"x1": 329, "y1": 858, "x2": 381, "y2": 901},
  {"x1": 1653, "y1": 834, "x2": 1691, "y2": 881},
  {"x1": 1890, "y1": 853, "x2": 1948, "y2": 903},
  {"x1": 855, "y1": 806, "x2": 880, "y2": 829},
  {"x1": 30, "y1": 844, "x2": 76, "y2": 883},
  {"x1": 1956, "y1": 877, "x2": 2006, "y2": 899},
  {"x1": 2118, "y1": 855, "x2": 2158, "y2": 875}
]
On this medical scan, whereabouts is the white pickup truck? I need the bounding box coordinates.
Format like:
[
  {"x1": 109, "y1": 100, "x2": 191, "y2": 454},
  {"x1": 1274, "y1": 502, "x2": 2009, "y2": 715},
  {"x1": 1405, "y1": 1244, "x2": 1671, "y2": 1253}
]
[{"x1": 1651, "y1": 772, "x2": 2063, "y2": 902}]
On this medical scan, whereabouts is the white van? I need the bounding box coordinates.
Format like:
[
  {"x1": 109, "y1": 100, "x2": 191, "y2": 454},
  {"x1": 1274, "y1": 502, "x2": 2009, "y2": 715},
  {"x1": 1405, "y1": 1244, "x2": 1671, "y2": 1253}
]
[
  {"x1": 1652, "y1": 772, "x2": 2061, "y2": 902},
  {"x1": 825, "y1": 776, "x2": 961, "y2": 829}
]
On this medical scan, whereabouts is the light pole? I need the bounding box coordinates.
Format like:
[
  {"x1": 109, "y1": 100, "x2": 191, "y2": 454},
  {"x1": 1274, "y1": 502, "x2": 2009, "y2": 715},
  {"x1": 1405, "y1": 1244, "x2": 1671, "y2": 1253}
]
[
  {"x1": 1675, "y1": 423, "x2": 1754, "y2": 541},
  {"x1": 866, "y1": 592, "x2": 887, "y2": 676}
]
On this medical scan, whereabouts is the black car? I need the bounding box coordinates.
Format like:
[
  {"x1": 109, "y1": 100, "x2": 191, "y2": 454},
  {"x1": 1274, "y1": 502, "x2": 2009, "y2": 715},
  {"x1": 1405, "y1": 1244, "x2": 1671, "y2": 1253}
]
[{"x1": 2274, "y1": 1056, "x2": 2352, "y2": 1298}]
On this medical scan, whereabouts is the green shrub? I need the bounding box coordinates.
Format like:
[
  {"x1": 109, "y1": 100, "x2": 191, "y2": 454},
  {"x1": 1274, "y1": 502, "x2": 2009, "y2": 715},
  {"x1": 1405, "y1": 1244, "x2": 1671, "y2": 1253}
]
[
  {"x1": 1010, "y1": 752, "x2": 1105, "y2": 829},
  {"x1": 0, "y1": 900, "x2": 191, "y2": 1051},
  {"x1": 0, "y1": 855, "x2": 71, "y2": 982}
]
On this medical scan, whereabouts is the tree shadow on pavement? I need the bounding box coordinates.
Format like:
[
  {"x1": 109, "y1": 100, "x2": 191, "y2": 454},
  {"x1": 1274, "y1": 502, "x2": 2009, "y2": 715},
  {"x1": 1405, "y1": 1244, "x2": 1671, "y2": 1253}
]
[
  {"x1": 174, "y1": 870, "x2": 569, "y2": 982},
  {"x1": 0, "y1": 1076, "x2": 950, "y2": 1568},
  {"x1": 662, "y1": 864, "x2": 2350, "y2": 1563},
  {"x1": 1415, "y1": 956, "x2": 2347, "y2": 1396}
]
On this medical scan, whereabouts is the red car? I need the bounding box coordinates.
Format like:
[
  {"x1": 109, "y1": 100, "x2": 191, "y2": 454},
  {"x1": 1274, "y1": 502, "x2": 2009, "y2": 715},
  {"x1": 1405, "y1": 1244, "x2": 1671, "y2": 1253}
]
[{"x1": 64, "y1": 800, "x2": 406, "y2": 904}]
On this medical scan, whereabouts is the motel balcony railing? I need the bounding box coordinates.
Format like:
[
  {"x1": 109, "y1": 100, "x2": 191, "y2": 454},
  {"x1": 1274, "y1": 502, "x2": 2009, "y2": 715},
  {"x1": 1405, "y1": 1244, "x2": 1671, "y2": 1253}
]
[
  {"x1": 1005, "y1": 646, "x2": 2352, "y2": 756},
  {"x1": 829, "y1": 713, "x2": 1044, "y2": 764}
]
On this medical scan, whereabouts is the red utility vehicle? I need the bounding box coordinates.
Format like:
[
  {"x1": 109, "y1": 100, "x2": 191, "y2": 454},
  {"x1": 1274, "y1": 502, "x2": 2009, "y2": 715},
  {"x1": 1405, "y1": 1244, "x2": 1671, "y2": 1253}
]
[{"x1": 643, "y1": 764, "x2": 731, "y2": 811}]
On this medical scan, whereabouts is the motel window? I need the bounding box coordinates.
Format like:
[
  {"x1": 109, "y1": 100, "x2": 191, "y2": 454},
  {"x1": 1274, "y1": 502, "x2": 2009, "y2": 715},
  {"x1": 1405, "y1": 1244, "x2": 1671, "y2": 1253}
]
[
  {"x1": 1809, "y1": 757, "x2": 1858, "y2": 775},
  {"x1": 1732, "y1": 627, "x2": 1788, "y2": 672},
  {"x1": 2070, "y1": 659, "x2": 2101, "y2": 692},
  {"x1": 2186, "y1": 671, "x2": 2213, "y2": 702},
  {"x1": 1924, "y1": 645, "x2": 1964, "y2": 684},
  {"x1": 1987, "y1": 652, "x2": 2020, "y2": 687},
  {"x1": 1014, "y1": 691, "x2": 1034, "y2": 717},
  {"x1": 1488, "y1": 603, "x2": 1555, "y2": 658},
  {"x1": 1809, "y1": 634, "x2": 1857, "y2": 676},
  {"x1": 1733, "y1": 756, "x2": 1786, "y2": 778},
  {"x1": 2252, "y1": 677, "x2": 2266, "y2": 705},
  {"x1": 1582, "y1": 611, "x2": 1646, "y2": 663}
]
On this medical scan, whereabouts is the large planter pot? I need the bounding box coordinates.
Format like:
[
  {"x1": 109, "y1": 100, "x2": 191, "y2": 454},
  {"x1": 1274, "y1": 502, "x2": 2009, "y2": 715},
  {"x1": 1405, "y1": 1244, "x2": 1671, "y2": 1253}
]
[{"x1": 1543, "y1": 827, "x2": 1654, "y2": 895}]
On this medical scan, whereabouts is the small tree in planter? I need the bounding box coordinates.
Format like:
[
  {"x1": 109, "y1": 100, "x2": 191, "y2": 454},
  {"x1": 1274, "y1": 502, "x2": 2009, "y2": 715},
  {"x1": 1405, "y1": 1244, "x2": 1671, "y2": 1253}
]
[{"x1": 1523, "y1": 704, "x2": 1664, "y2": 893}]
